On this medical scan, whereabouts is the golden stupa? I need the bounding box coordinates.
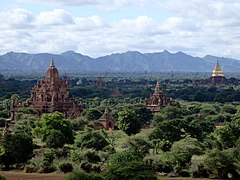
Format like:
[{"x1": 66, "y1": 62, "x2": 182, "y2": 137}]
[
  {"x1": 211, "y1": 61, "x2": 225, "y2": 77},
  {"x1": 208, "y1": 61, "x2": 226, "y2": 85}
]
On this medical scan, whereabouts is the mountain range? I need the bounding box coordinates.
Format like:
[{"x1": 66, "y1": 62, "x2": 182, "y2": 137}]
[{"x1": 0, "y1": 50, "x2": 240, "y2": 72}]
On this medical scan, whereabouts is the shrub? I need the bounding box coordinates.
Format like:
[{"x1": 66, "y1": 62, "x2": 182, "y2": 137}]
[
  {"x1": 0, "y1": 118, "x2": 6, "y2": 127},
  {"x1": 71, "y1": 118, "x2": 87, "y2": 130},
  {"x1": 171, "y1": 137, "x2": 204, "y2": 155},
  {"x1": 24, "y1": 164, "x2": 37, "y2": 173},
  {"x1": 103, "y1": 161, "x2": 157, "y2": 180},
  {"x1": 59, "y1": 163, "x2": 73, "y2": 173},
  {"x1": 40, "y1": 165, "x2": 56, "y2": 173},
  {"x1": 65, "y1": 171, "x2": 103, "y2": 180},
  {"x1": 80, "y1": 161, "x2": 101, "y2": 173},
  {"x1": 74, "y1": 128, "x2": 109, "y2": 151},
  {"x1": 53, "y1": 147, "x2": 70, "y2": 158},
  {"x1": 0, "y1": 175, "x2": 6, "y2": 180},
  {"x1": 179, "y1": 169, "x2": 190, "y2": 177},
  {"x1": 45, "y1": 129, "x2": 66, "y2": 148},
  {"x1": 108, "y1": 150, "x2": 140, "y2": 166},
  {"x1": 0, "y1": 132, "x2": 33, "y2": 169},
  {"x1": 43, "y1": 150, "x2": 55, "y2": 165},
  {"x1": 192, "y1": 164, "x2": 210, "y2": 178},
  {"x1": 0, "y1": 110, "x2": 9, "y2": 118}
]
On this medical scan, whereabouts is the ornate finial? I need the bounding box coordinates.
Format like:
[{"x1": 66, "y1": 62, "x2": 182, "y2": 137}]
[{"x1": 50, "y1": 58, "x2": 55, "y2": 68}]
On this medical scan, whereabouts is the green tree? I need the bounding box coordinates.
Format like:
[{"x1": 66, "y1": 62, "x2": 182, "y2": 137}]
[
  {"x1": 149, "y1": 119, "x2": 187, "y2": 142},
  {"x1": 117, "y1": 109, "x2": 141, "y2": 136},
  {"x1": 151, "y1": 112, "x2": 165, "y2": 126},
  {"x1": 108, "y1": 150, "x2": 140, "y2": 166},
  {"x1": 160, "y1": 106, "x2": 182, "y2": 120},
  {"x1": 45, "y1": 129, "x2": 66, "y2": 148},
  {"x1": 0, "y1": 132, "x2": 33, "y2": 169},
  {"x1": 187, "y1": 119, "x2": 215, "y2": 141},
  {"x1": 83, "y1": 108, "x2": 102, "y2": 121},
  {"x1": 33, "y1": 112, "x2": 74, "y2": 144},
  {"x1": 171, "y1": 137, "x2": 204, "y2": 155},
  {"x1": 126, "y1": 136, "x2": 152, "y2": 158},
  {"x1": 194, "y1": 90, "x2": 205, "y2": 102},
  {"x1": 214, "y1": 120, "x2": 240, "y2": 149},
  {"x1": 222, "y1": 104, "x2": 237, "y2": 114},
  {"x1": 204, "y1": 148, "x2": 240, "y2": 179},
  {"x1": 74, "y1": 128, "x2": 109, "y2": 151},
  {"x1": 134, "y1": 107, "x2": 153, "y2": 125}
]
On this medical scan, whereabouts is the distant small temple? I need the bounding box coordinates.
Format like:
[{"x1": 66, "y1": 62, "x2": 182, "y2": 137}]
[
  {"x1": 11, "y1": 59, "x2": 83, "y2": 120},
  {"x1": 98, "y1": 106, "x2": 115, "y2": 130},
  {"x1": 111, "y1": 87, "x2": 122, "y2": 97},
  {"x1": 93, "y1": 76, "x2": 107, "y2": 88},
  {"x1": 208, "y1": 61, "x2": 227, "y2": 85},
  {"x1": 145, "y1": 81, "x2": 171, "y2": 112}
]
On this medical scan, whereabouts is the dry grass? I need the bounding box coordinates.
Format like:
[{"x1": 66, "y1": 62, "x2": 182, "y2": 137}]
[{"x1": 0, "y1": 171, "x2": 65, "y2": 180}]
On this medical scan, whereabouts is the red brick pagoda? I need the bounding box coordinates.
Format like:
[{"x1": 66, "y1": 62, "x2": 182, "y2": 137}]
[
  {"x1": 98, "y1": 106, "x2": 115, "y2": 130},
  {"x1": 11, "y1": 59, "x2": 82, "y2": 120},
  {"x1": 145, "y1": 81, "x2": 170, "y2": 112}
]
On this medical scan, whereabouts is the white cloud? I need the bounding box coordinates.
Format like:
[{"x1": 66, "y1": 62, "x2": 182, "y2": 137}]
[
  {"x1": 36, "y1": 9, "x2": 74, "y2": 26},
  {"x1": 0, "y1": 1, "x2": 240, "y2": 59},
  {"x1": 0, "y1": 8, "x2": 34, "y2": 29},
  {"x1": 18, "y1": 0, "x2": 103, "y2": 6},
  {"x1": 19, "y1": 0, "x2": 146, "y2": 10},
  {"x1": 74, "y1": 15, "x2": 107, "y2": 30}
]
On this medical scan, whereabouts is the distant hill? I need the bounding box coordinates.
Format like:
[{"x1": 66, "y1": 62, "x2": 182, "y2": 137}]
[{"x1": 0, "y1": 50, "x2": 239, "y2": 72}]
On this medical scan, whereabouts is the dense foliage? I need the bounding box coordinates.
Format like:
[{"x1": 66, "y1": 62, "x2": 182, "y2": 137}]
[
  {"x1": 1, "y1": 73, "x2": 240, "y2": 179},
  {"x1": 0, "y1": 132, "x2": 33, "y2": 169},
  {"x1": 33, "y1": 112, "x2": 74, "y2": 146}
]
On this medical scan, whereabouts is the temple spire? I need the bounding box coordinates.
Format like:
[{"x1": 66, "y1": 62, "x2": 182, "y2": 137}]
[
  {"x1": 212, "y1": 61, "x2": 224, "y2": 77},
  {"x1": 104, "y1": 106, "x2": 110, "y2": 114},
  {"x1": 50, "y1": 58, "x2": 55, "y2": 68},
  {"x1": 153, "y1": 81, "x2": 162, "y2": 95}
]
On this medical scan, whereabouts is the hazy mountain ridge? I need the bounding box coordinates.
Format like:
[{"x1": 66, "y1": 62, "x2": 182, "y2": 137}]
[{"x1": 0, "y1": 50, "x2": 240, "y2": 72}]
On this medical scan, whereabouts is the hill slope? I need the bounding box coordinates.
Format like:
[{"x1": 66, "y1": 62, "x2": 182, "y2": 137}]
[{"x1": 0, "y1": 50, "x2": 239, "y2": 72}]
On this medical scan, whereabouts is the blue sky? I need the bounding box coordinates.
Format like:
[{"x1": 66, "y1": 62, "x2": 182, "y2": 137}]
[{"x1": 0, "y1": 0, "x2": 239, "y2": 59}]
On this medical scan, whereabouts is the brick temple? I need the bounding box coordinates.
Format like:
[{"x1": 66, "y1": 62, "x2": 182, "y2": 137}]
[
  {"x1": 145, "y1": 81, "x2": 170, "y2": 112},
  {"x1": 98, "y1": 106, "x2": 115, "y2": 130},
  {"x1": 11, "y1": 59, "x2": 82, "y2": 120}
]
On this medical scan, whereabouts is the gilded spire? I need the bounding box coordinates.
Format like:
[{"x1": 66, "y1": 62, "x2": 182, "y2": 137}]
[{"x1": 212, "y1": 61, "x2": 224, "y2": 77}]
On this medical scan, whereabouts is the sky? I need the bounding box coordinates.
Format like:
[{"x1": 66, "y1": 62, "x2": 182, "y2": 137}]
[{"x1": 0, "y1": 0, "x2": 240, "y2": 59}]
